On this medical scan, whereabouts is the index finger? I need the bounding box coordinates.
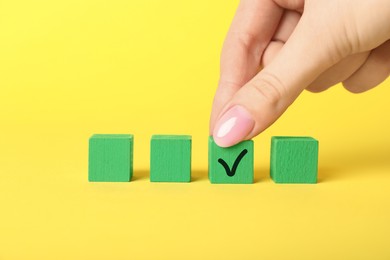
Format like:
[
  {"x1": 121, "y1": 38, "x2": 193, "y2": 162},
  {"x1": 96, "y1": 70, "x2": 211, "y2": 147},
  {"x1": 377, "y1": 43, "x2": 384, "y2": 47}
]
[{"x1": 210, "y1": 0, "x2": 284, "y2": 133}]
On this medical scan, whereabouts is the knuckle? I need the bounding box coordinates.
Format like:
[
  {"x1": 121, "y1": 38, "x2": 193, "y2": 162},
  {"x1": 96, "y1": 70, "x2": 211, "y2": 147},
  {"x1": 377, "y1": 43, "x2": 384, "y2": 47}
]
[
  {"x1": 342, "y1": 82, "x2": 366, "y2": 94},
  {"x1": 250, "y1": 72, "x2": 287, "y2": 109},
  {"x1": 306, "y1": 85, "x2": 330, "y2": 93},
  {"x1": 230, "y1": 31, "x2": 264, "y2": 57}
]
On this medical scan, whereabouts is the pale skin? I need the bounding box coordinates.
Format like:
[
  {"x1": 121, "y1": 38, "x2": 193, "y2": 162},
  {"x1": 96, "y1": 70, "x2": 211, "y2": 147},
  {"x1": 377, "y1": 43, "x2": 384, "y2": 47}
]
[{"x1": 210, "y1": 0, "x2": 390, "y2": 147}]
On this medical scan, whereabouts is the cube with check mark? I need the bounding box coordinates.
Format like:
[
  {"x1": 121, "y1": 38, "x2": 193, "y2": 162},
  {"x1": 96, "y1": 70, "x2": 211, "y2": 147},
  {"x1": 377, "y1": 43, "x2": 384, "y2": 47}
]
[{"x1": 208, "y1": 136, "x2": 254, "y2": 184}]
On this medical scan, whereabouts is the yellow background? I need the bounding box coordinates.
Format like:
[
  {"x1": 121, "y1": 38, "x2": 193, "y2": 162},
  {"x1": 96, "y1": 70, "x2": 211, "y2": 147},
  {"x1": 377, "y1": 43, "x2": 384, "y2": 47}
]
[{"x1": 1, "y1": 0, "x2": 390, "y2": 259}]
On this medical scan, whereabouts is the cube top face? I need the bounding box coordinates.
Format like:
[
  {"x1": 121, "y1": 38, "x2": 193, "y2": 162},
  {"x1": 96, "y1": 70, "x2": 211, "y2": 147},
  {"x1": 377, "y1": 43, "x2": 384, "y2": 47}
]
[
  {"x1": 89, "y1": 134, "x2": 133, "y2": 182},
  {"x1": 151, "y1": 135, "x2": 191, "y2": 140},
  {"x1": 272, "y1": 136, "x2": 316, "y2": 142},
  {"x1": 150, "y1": 135, "x2": 191, "y2": 182},
  {"x1": 271, "y1": 136, "x2": 318, "y2": 184},
  {"x1": 208, "y1": 136, "x2": 254, "y2": 184},
  {"x1": 91, "y1": 134, "x2": 133, "y2": 139}
]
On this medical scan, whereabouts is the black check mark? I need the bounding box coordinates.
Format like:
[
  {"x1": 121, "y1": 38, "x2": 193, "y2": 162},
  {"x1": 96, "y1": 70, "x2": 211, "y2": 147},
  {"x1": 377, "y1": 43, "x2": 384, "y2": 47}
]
[{"x1": 218, "y1": 149, "x2": 248, "y2": 177}]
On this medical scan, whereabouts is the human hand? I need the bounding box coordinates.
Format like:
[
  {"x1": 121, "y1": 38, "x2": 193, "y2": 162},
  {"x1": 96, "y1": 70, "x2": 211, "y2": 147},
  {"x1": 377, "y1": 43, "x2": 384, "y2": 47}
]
[{"x1": 210, "y1": 0, "x2": 390, "y2": 147}]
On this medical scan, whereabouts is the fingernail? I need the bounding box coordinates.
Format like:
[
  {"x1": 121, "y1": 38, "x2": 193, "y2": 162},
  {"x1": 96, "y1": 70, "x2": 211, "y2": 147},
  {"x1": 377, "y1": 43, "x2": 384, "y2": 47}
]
[{"x1": 213, "y1": 105, "x2": 255, "y2": 147}]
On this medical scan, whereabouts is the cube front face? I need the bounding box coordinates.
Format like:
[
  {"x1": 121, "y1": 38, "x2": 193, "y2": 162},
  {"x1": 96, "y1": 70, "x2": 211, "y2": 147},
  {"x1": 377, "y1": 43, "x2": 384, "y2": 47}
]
[
  {"x1": 88, "y1": 134, "x2": 133, "y2": 182},
  {"x1": 208, "y1": 136, "x2": 254, "y2": 184},
  {"x1": 270, "y1": 136, "x2": 318, "y2": 184},
  {"x1": 150, "y1": 135, "x2": 191, "y2": 182}
]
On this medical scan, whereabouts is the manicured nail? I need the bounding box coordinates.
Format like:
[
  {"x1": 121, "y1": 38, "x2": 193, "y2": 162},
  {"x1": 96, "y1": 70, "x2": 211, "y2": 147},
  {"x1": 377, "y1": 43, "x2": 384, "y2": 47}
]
[{"x1": 213, "y1": 105, "x2": 255, "y2": 147}]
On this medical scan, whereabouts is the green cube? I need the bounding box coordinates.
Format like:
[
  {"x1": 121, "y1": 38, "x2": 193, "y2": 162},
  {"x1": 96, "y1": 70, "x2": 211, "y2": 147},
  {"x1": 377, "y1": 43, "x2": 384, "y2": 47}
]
[
  {"x1": 88, "y1": 134, "x2": 133, "y2": 182},
  {"x1": 150, "y1": 135, "x2": 191, "y2": 182},
  {"x1": 270, "y1": 136, "x2": 319, "y2": 184},
  {"x1": 208, "y1": 136, "x2": 253, "y2": 184}
]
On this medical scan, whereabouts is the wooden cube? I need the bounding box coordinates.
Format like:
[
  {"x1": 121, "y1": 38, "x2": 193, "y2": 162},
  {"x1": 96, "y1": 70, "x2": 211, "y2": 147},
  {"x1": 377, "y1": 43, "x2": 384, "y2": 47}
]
[
  {"x1": 150, "y1": 135, "x2": 191, "y2": 182},
  {"x1": 208, "y1": 136, "x2": 253, "y2": 184},
  {"x1": 270, "y1": 136, "x2": 318, "y2": 184},
  {"x1": 88, "y1": 134, "x2": 133, "y2": 182}
]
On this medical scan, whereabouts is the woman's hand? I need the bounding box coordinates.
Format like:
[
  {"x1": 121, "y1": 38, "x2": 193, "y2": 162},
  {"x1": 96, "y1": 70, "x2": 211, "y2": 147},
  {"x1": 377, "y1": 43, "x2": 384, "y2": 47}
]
[{"x1": 210, "y1": 0, "x2": 390, "y2": 147}]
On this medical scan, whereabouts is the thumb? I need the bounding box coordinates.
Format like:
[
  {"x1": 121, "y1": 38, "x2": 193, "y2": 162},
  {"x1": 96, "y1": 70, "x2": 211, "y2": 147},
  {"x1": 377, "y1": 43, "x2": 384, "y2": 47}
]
[{"x1": 212, "y1": 14, "x2": 343, "y2": 147}]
